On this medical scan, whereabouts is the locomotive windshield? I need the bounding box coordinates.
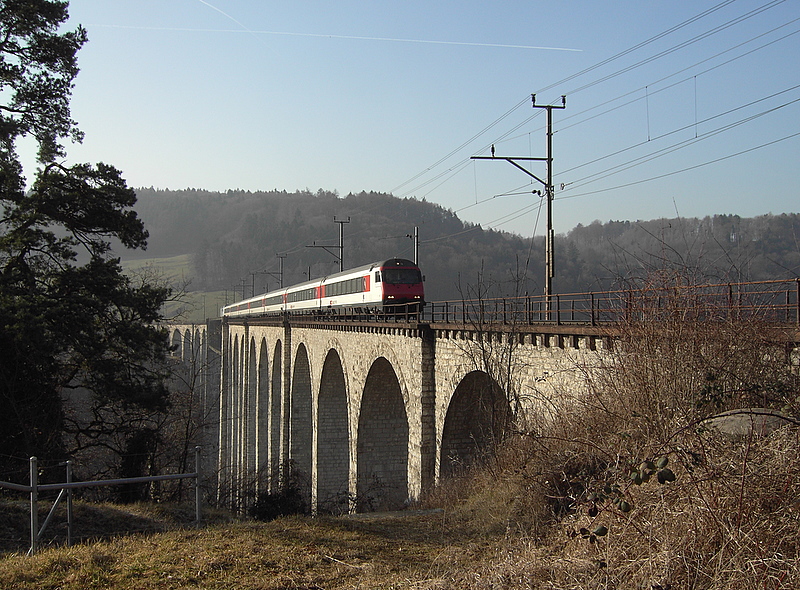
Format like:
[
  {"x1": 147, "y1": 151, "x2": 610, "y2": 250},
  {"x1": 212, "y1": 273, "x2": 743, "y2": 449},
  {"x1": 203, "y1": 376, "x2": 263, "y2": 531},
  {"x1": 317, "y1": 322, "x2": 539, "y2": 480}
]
[{"x1": 382, "y1": 268, "x2": 422, "y2": 285}]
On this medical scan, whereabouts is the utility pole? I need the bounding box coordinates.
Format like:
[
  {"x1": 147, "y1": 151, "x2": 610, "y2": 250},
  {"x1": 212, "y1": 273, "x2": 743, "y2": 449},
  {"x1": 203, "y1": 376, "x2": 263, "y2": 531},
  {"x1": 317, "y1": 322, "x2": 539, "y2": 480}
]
[
  {"x1": 334, "y1": 216, "x2": 349, "y2": 271},
  {"x1": 308, "y1": 217, "x2": 350, "y2": 272},
  {"x1": 406, "y1": 226, "x2": 419, "y2": 265},
  {"x1": 258, "y1": 253, "x2": 287, "y2": 294},
  {"x1": 275, "y1": 253, "x2": 286, "y2": 288},
  {"x1": 471, "y1": 94, "x2": 566, "y2": 311}
]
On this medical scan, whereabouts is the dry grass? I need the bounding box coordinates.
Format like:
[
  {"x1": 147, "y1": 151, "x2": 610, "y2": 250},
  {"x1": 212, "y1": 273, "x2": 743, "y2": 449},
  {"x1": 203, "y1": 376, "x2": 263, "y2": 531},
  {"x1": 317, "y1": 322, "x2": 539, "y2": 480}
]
[
  {"x1": 2, "y1": 430, "x2": 798, "y2": 589},
  {"x1": 430, "y1": 427, "x2": 800, "y2": 589},
  {"x1": 0, "y1": 507, "x2": 502, "y2": 589}
]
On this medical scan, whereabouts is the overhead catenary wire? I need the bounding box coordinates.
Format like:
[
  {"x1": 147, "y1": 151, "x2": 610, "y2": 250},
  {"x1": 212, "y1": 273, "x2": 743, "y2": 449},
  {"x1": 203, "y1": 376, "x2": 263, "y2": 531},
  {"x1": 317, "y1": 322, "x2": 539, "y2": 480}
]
[
  {"x1": 390, "y1": 0, "x2": 769, "y2": 198},
  {"x1": 391, "y1": 0, "x2": 785, "y2": 213},
  {"x1": 550, "y1": 21, "x2": 800, "y2": 146},
  {"x1": 564, "y1": 0, "x2": 788, "y2": 96},
  {"x1": 401, "y1": 79, "x2": 799, "y2": 254},
  {"x1": 389, "y1": 95, "x2": 532, "y2": 195},
  {"x1": 534, "y1": 0, "x2": 740, "y2": 97},
  {"x1": 561, "y1": 93, "x2": 800, "y2": 192},
  {"x1": 556, "y1": 130, "x2": 800, "y2": 201}
]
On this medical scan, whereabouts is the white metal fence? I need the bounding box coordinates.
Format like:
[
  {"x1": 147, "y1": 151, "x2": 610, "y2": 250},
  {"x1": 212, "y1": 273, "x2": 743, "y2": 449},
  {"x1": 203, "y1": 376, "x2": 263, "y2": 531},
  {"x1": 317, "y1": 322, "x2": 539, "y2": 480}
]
[{"x1": 0, "y1": 446, "x2": 203, "y2": 555}]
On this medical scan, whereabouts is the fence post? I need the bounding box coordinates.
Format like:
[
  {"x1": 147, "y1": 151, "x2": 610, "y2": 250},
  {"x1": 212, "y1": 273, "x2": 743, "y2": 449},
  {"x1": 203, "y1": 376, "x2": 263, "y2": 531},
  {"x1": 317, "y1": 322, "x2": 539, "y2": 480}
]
[
  {"x1": 66, "y1": 461, "x2": 73, "y2": 546},
  {"x1": 195, "y1": 446, "x2": 202, "y2": 524},
  {"x1": 526, "y1": 294, "x2": 531, "y2": 325},
  {"x1": 29, "y1": 457, "x2": 38, "y2": 556},
  {"x1": 786, "y1": 289, "x2": 790, "y2": 324},
  {"x1": 796, "y1": 278, "x2": 800, "y2": 326},
  {"x1": 556, "y1": 295, "x2": 561, "y2": 326}
]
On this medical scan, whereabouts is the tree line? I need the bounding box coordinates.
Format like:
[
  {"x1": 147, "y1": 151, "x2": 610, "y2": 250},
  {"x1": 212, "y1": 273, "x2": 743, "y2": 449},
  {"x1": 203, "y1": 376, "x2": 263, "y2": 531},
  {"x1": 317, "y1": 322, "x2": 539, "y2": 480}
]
[{"x1": 132, "y1": 186, "x2": 800, "y2": 302}]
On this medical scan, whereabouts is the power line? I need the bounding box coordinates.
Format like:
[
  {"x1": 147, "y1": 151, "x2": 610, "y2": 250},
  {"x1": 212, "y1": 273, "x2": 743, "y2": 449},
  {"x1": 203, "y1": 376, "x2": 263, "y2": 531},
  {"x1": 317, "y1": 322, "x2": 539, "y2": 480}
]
[
  {"x1": 388, "y1": 1, "x2": 790, "y2": 215},
  {"x1": 554, "y1": 23, "x2": 800, "y2": 139},
  {"x1": 563, "y1": 94, "x2": 800, "y2": 191},
  {"x1": 556, "y1": 130, "x2": 800, "y2": 201},
  {"x1": 389, "y1": 95, "x2": 531, "y2": 195},
  {"x1": 535, "y1": 0, "x2": 740, "y2": 96},
  {"x1": 410, "y1": 85, "x2": 799, "y2": 249},
  {"x1": 564, "y1": 0, "x2": 788, "y2": 96}
]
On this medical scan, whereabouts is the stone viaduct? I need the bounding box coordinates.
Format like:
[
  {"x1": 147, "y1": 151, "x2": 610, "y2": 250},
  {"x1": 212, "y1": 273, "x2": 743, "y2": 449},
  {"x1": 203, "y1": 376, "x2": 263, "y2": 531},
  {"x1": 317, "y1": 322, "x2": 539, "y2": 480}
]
[
  {"x1": 166, "y1": 279, "x2": 800, "y2": 513},
  {"x1": 169, "y1": 317, "x2": 609, "y2": 514}
]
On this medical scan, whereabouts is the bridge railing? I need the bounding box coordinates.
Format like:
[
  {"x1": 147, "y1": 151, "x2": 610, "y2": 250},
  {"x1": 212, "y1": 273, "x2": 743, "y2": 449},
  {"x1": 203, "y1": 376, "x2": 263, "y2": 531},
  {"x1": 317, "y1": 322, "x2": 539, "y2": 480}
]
[{"x1": 422, "y1": 278, "x2": 800, "y2": 327}]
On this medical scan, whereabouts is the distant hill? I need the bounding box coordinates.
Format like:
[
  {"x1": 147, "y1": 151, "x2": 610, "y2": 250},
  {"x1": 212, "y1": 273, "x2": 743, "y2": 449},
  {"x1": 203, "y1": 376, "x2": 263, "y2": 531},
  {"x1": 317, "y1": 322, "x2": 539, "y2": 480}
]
[{"x1": 128, "y1": 187, "x2": 800, "y2": 302}]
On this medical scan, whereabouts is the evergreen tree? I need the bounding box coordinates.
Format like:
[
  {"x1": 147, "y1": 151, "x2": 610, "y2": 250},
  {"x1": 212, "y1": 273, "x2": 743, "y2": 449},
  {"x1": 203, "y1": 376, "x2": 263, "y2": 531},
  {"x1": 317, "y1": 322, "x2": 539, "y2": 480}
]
[{"x1": 0, "y1": 0, "x2": 171, "y2": 478}]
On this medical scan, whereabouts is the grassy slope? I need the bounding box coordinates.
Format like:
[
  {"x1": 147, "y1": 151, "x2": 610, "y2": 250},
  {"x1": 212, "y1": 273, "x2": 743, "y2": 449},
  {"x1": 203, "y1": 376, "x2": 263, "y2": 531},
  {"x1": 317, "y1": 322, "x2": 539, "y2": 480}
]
[
  {"x1": 0, "y1": 505, "x2": 497, "y2": 590},
  {"x1": 2, "y1": 429, "x2": 799, "y2": 589}
]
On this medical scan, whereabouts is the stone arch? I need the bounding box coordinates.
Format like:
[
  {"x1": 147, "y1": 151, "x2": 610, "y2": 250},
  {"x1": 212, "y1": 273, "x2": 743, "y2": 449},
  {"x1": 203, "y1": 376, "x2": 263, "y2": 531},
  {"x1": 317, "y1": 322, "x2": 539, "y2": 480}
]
[
  {"x1": 183, "y1": 330, "x2": 192, "y2": 363},
  {"x1": 440, "y1": 370, "x2": 511, "y2": 478},
  {"x1": 316, "y1": 348, "x2": 349, "y2": 514},
  {"x1": 246, "y1": 337, "x2": 257, "y2": 480},
  {"x1": 256, "y1": 339, "x2": 269, "y2": 477},
  {"x1": 231, "y1": 333, "x2": 241, "y2": 490},
  {"x1": 357, "y1": 357, "x2": 409, "y2": 511},
  {"x1": 192, "y1": 328, "x2": 202, "y2": 364},
  {"x1": 269, "y1": 340, "x2": 282, "y2": 488},
  {"x1": 171, "y1": 329, "x2": 182, "y2": 357},
  {"x1": 290, "y1": 344, "x2": 312, "y2": 503},
  {"x1": 364, "y1": 341, "x2": 410, "y2": 407}
]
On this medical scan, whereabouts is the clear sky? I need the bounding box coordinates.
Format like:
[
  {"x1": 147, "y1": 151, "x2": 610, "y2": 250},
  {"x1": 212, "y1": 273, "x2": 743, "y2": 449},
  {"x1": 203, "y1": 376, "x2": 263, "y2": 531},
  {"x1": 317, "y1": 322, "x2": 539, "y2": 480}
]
[{"x1": 55, "y1": 0, "x2": 799, "y2": 238}]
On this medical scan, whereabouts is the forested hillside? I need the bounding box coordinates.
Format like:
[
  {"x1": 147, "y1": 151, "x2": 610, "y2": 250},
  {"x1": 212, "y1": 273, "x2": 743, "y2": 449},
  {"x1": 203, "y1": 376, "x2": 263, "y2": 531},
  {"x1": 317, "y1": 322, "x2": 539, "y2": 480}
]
[{"x1": 131, "y1": 187, "x2": 800, "y2": 301}]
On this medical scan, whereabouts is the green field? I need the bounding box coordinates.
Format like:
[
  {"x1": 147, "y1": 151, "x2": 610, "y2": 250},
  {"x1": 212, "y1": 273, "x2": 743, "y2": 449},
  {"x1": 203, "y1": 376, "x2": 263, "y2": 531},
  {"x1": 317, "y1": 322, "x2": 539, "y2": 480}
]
[{"x1": 121, "y1": 255, "x2": 229, "y2": 323}]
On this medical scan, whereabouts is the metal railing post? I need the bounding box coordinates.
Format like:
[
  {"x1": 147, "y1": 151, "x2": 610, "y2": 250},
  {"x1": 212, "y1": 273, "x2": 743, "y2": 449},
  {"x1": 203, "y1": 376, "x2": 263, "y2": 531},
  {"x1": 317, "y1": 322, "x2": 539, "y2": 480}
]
[
  {"x1": 556, "y1": 295, "x2": 561, "y2": 326},
  {"x1": 66, "y1": 461, "x2": 73, "y2": 546},
  {"x1": 796, "y1": 278, "x2": 800, "y2": 326},
  {"x1": 29, "y1": 457, "x2": 38, "y2": 555},
  {"x1": 786, "y1": 289, "x2": 790, "y2": 323},
  {"x1": 526, "y1": 294, "x2": 531, "y2": 325},
  {"x1": 195, "y1": 446, "x2": 202, "y2": 524}
]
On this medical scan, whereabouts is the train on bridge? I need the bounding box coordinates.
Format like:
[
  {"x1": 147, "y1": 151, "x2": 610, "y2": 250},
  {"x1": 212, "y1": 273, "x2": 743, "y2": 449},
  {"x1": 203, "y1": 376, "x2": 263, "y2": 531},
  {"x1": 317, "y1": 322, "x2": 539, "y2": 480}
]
[{"x1": 222, "y1": 258, "x2": 424, "y2": 318}]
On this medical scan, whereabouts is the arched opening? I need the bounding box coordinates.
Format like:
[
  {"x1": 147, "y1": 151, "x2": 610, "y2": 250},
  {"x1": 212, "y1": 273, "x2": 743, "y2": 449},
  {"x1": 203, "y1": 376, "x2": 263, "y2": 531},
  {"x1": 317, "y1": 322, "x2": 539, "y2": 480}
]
[
  {"x1": 357, "y1": 357, "x2": 408, "y2": 511},
  {"x1": 256, "y1": 339, "x2": 269, "y2": 479},
  {"x1": 269, "y1": 340, "x2": 282, "y2": 490},
  {"x1": 440, "y1": 371, "x2": 511, "y2": 478},
  {"x1": 183, "y1": 330, "x2": 192, "y2": 363},
  {"x1": 246, "y1": 338, "x2": 257, "y2": 481},
  {"x1": 316, "y1": 349, "x2": 349, "y2": 514},
  {"x1": 171, "y1": 329, "x2": 182, "y2": 357},
  {"x1": 230, "y1": 334, "x2": 241, "y2": 495},
  {"x1": 192, "y1": 329, "x2": 202, "y2": 366},
  {"x1": 290, "y1": 344, "x2": 312, "y2": 505}
]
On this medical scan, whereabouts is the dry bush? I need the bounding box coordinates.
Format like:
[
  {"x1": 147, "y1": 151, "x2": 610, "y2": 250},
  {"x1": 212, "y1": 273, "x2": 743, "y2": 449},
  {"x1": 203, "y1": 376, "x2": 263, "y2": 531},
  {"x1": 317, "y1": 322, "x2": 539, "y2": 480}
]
[
  {"x1": 438, "y1": 275, "x2": 800, "y2": 588},
  {"x1": 421, "y1": 437, "x2": 556, "y2": 540}
]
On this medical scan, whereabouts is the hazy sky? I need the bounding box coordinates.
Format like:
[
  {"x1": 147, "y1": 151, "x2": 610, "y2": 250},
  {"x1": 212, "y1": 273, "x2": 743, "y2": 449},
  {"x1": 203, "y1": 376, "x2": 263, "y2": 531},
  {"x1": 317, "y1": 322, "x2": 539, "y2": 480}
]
[{"x1": 56, "y1": 0, "x2": 799, "y2": 238}]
